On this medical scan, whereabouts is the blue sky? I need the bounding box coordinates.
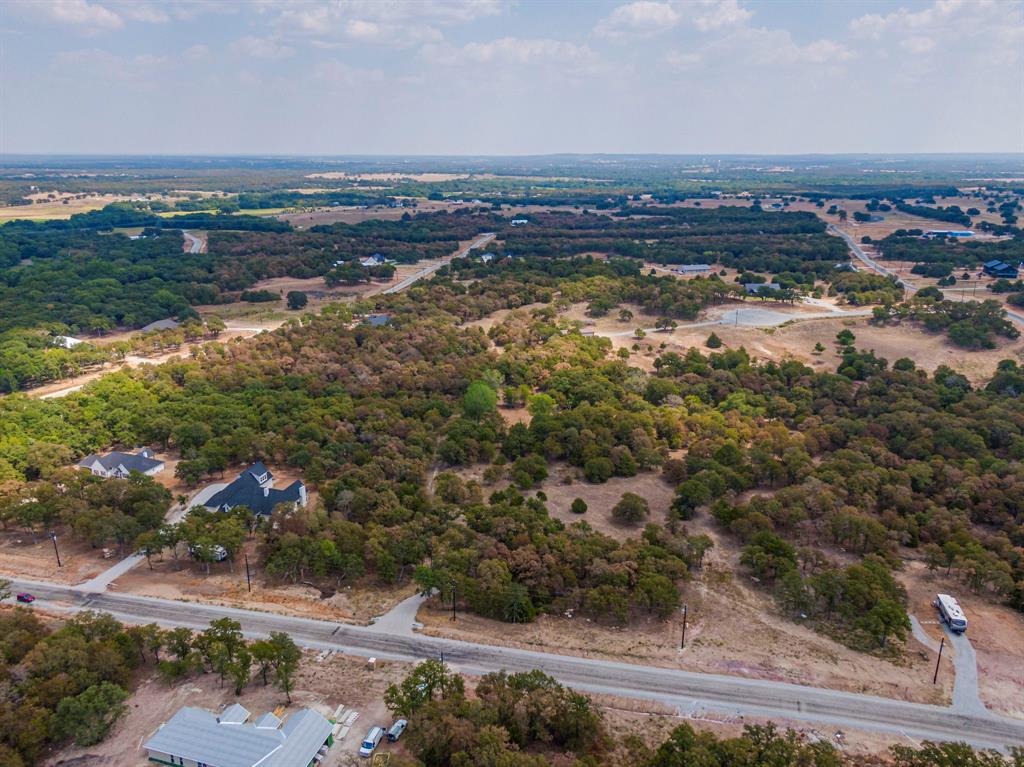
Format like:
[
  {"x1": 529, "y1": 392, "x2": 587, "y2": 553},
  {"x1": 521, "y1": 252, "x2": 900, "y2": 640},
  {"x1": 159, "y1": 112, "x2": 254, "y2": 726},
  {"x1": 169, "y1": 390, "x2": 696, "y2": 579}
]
[{"x1": 1, "y1": 0, "x2": 1021, "y2": 155}]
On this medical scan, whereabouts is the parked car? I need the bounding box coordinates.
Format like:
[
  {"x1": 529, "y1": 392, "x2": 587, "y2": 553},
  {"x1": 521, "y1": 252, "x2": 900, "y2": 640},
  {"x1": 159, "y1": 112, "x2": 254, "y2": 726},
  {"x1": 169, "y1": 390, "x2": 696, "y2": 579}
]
[
  {"x1": 16, "y1": 593, "x2": 35, "y2": 604},
  {"x1": 358, "y1": 726, "x2": 385, "y2": 757},
  {"x1": 387, "y1": 719, "x2": 408, "y2": 742}
]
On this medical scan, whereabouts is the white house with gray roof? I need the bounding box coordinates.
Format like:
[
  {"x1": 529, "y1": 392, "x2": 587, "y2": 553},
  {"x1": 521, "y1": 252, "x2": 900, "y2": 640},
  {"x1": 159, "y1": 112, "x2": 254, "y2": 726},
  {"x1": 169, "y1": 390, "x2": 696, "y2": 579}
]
[
  {"x1": 143, "y1": 703, "x2": 332, "y2": 767},
  {"x1": 78, "y1": 448, "x2": 164, "y2": 479}
]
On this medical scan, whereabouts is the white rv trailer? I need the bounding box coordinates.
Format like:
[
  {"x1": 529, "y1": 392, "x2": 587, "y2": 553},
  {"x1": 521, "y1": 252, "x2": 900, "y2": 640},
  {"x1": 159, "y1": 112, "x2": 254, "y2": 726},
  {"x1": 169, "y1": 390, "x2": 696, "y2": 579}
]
[{"x1": 934, "y1": 593, "x2": 968, "y2": 633}]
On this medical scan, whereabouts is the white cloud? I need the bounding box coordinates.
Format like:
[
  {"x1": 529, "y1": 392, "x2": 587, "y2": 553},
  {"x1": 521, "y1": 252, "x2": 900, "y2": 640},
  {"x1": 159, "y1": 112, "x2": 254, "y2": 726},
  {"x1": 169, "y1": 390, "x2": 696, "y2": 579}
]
[
  {"x1": 116, "y1": 3, "x2": 169, "y2": 23},
  {"x1": 345, "y1": 19, "x2": 381, "y2": 40},
  {"x1": 595, "y1": 1, "x2": 680, "y2": 40},
  {"x1": 230, "y1": 35, "x2": 295, "y2": 59},
  {"x1": 691, "y1": 27, "x2": 853, "y2": 68},
  {"x1": 183, "y1": 43, "x2": 209, "y2": 60},
  {"x1": 848, "y1": 0, "x2": 1022, "y2": 66},
  {"x1": 20, "y1": 0, "x2": 124, "y2": 30},
  {"x1": 692, "y1": 0, "x2": 752, "y2": 32},
  {"x1": 663, "y1": 50, "x2": 702, "y2": 71},
  {"x1": 50, "y1": 48, "x2": 168, "y2": 80},
  {"x1": 262, "y1": 0, "x2": 503, "y2": 45},
  {"x1": 850, "y1": 0, "x2": 965, "y2": 39},
  {"x1": 901, "y1": 35, "x2": 936, "y2": 54},
  {"x1": 314, "y1": 58, "x2": 385, "y2": 87},
  {"x1": 596, "y1": 0, "x2": 750, "y2": 38},
  {"x1": 430, "y1": 37, "x2": 603, "y2": 74}
]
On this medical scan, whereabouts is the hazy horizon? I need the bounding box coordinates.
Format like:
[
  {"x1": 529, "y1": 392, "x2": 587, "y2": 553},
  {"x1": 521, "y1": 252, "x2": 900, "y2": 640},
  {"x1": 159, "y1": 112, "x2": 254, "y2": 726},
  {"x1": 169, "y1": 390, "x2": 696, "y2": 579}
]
[{"x1": 1, "y1": 0, "x2": 1022, "y2": 156}]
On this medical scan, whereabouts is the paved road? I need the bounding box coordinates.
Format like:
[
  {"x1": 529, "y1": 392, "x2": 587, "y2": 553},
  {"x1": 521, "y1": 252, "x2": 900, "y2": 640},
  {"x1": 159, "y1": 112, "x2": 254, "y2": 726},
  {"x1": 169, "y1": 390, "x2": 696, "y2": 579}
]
[
  {"x1": 5, "y1": 579, "x2": 1022, "y2": 750},
  {"x1": 182, "y1": 230, "x2": 203, "y2": 254},
  {"x1": 381, "y1": 232, "x2": 496, "y2": 295},
  {"x1": 909, "y1": 614, "x2": 986, "y2": 717},
  {"x1": 828, "y1": 224, "x2": 1024, "y2": 329}
]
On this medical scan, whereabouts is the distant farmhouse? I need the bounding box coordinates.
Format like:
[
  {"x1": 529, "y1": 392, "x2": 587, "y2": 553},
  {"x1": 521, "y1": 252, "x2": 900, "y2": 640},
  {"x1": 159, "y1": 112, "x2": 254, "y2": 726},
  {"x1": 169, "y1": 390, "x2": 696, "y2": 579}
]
[
  {"x1": 78, "y1": 447, "x2": 164, "y2": 479},
  {"x1": 364, "y1": 313, "x2": 391, "y2": 327},
  {"x1": 676, "y1": 264, "x2": 711, "y2": 274},
  {"x1": 924, "y1": 230, "x2": 974, "y2": 239},
  {"x1": 140, "y1": 318, "x2": 181, "y2": 333},
  {"x1": 53, "y1": 335, "x2": 83, "y2": 349},
  {"x1": 983, "y1": 260, "x2": 1020, "y2": 279},
  {"x1": 744, "y1": 282, "x2": 782, "y2": 295},
  {"x1": 204, "y1": 462, "x2": 307, "y2": 516},
  {"x1": 143, "y1": 703, "x2": 333, "y2": 767},
  {"x1": 509, "y1": 219, "x2": 530, "y2": 227},
  {"x1": 359, "y1": 253, "x2": 393, "y2": 268}
]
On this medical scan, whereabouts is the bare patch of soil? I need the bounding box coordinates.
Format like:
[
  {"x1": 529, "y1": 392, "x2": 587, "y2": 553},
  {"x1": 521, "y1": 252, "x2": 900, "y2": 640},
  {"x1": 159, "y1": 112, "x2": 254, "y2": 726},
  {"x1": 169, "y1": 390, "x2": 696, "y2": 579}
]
[
  {"x1": 48, "y1": 651, "x2": 411, "y2": 767},
  {"x1": 0, "y1": 532, "x2": 106, "y2": 585},
  {"x1": 900, "y1": 561, "x2": 1024, "y2": 719}
]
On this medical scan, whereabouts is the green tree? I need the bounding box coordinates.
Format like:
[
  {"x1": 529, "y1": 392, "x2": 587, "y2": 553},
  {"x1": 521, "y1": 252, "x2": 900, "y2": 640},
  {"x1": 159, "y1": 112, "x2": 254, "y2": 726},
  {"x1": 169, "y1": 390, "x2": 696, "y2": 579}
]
[
  {"x1": 612, "y1": 492, "x2": 650, "y2": 525},
  {"x1": 269, "y1": 631, "x2": 301, "y2": 703},
  {"x1": 52, "y1": 682, "x2": 129, "y2": 747},
  {"x1": 463, "y1": 380, "x2": 498, "y2": 420},
  {"x1": 384, "y1": 659, "x2": 464, "y2": 716},
  {"x1": 286, "y1": 291, "x2": 308, "y2": 310},
  {"x1": 570, "y1": 498, "x2": 588, "y2": 515}
]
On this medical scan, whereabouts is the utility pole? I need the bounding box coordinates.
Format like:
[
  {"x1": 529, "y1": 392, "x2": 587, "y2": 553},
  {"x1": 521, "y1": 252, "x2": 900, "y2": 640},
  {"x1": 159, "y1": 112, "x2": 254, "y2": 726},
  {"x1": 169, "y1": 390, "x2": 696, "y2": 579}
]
[
  {"x1": 933, "y1": 636, "x2": 945, "y2": 684},
  {"x1": 680, "y1": 604, "x2": 688, "y2": 649},
  {"x1": 244, "y1": 553, "x2": 252, "y2": 592},
  {"x1": 49, "y1": 531, "x2": 62, "y2": 568},
  {"x1": 450, "y1": 580, "x2": 457, "y2": 621}
]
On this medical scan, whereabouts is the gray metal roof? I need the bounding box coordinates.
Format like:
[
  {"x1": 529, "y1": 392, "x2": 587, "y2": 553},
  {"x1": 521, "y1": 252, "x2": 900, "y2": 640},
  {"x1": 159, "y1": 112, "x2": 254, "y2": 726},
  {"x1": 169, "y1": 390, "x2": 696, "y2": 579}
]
[
  {"x1": 220, "y1": 703, "x2": 251, "y2": 724},
  {"x1": 144, "y1": 706, "x2": 332, "y2": 767}
]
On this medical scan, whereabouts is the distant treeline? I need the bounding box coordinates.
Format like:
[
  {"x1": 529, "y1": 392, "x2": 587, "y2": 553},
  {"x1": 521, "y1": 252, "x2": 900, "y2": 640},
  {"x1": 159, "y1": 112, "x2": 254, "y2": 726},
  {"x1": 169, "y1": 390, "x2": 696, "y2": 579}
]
[
  {"x1": 0, "y1": 202, "x2": 290, "y2": 233},
  {"x1": 894, "y1": 203, "x2": 972, "y2": 227}
]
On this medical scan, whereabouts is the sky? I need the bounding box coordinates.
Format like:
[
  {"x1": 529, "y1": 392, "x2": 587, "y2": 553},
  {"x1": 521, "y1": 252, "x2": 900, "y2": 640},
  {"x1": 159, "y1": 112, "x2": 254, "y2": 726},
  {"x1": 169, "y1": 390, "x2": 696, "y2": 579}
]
[{"x1": 0, "y1": 0, "x2": 1022, "y2": 156}]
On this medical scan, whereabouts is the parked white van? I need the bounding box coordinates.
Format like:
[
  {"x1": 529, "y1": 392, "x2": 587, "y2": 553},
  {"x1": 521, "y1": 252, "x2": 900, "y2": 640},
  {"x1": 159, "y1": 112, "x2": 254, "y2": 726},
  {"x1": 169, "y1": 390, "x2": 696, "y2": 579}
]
[{"x1": 358, "y1": 726, "x2": 385, "y2": 757}]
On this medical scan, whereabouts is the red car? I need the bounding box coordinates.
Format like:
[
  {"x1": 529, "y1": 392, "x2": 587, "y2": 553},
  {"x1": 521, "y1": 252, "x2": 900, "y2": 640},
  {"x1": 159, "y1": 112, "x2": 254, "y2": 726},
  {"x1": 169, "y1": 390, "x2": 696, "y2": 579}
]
[{"x1": 16, "y1": 593, "x2": 35, "y2": 604}]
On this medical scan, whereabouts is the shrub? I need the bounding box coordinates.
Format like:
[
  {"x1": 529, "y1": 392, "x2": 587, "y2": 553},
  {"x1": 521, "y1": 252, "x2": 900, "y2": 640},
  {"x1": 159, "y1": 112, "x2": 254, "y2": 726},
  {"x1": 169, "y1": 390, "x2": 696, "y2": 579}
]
[
  {"x1": 612, "y1": 492, "x2": 649, "y2": 525},
  {"x1": 571, "y1": 498, "x2": 588, "y2": 514},
  {"x1": 583, "y1": 457, "x2": 613, "y2": 483}
]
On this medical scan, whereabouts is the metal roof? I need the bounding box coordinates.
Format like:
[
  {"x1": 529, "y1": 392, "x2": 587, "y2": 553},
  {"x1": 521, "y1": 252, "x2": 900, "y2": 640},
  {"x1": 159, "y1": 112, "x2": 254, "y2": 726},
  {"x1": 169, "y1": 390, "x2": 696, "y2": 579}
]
[{"x1": 144, "y1": 706, "x2": 332, "y2": 767}]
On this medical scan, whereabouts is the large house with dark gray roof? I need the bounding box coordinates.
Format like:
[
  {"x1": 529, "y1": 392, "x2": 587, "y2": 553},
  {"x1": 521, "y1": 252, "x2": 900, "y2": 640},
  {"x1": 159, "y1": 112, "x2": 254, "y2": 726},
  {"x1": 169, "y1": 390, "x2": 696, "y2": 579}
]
[
  {"x1": 143, "y1": 703, "x2": 332, "y2": 767},
  {"x1": 204, "y1": 463, "x2": 307, "y2": 516},
  {"x1": 78, "y1": 447, "x2": 164, "y2": 479}
]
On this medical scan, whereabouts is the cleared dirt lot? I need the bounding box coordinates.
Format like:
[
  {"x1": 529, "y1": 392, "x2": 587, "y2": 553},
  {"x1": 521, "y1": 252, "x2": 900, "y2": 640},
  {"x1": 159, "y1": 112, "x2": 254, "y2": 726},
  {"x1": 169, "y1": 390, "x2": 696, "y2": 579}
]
[
  {"x1": 607, "y1": 308, "x2": 1023, "y2": 384},
  {"x1": 113, "y1": 533, "x2": 414, "y2": 627},
  {"x1": 0, "y1": 531, "x2": 107, "y2": 585},
  {"x1": 48, "y1": 649, "x2": 411, "y2": 767},
  {"x1": 901, "y1": 561, "x2": 1024, "y2": 720}
]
